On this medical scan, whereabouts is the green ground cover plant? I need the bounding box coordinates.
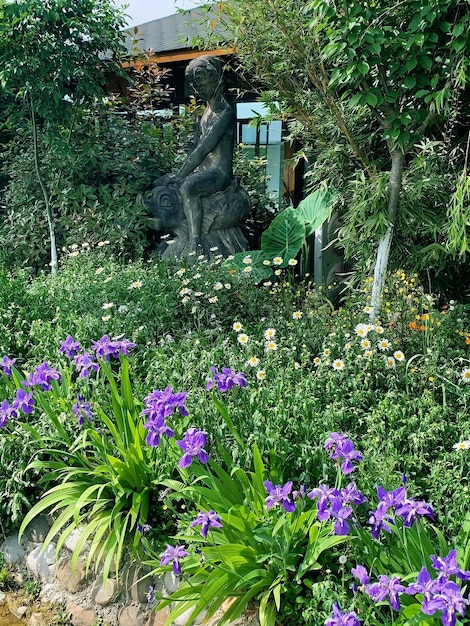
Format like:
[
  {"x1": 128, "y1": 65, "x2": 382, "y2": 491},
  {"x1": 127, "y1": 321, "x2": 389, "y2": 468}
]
[{"x1": 0, "y1": 247, "x2": 469, "y2": 624}]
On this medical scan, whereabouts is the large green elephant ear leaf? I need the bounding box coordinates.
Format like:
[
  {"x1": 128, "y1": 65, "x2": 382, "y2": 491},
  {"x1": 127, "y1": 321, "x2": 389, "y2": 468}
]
[
  {"x1": 222, "y1": 250, "x2": 273, "y2": 283},
  {"x1": 261, "y1": 208, "x2": 306, "y2": 266},
  {"x1": 297, "y1": 188, "x2": 336, "y2": 237}
]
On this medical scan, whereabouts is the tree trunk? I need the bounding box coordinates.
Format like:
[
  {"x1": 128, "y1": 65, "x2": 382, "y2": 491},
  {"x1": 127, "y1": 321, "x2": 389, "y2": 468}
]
[
  {"x1": 369, "y1": 148, "x2": 405, "y2": 320},
  {"x1": 30, "y1": 101, "x2": 58, "y2": 275}
]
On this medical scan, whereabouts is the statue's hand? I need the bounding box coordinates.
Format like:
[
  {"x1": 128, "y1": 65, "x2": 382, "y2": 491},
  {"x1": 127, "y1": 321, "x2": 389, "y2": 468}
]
[{"x1": 153, "y1": 173, "x2": 183, "y2": 187}]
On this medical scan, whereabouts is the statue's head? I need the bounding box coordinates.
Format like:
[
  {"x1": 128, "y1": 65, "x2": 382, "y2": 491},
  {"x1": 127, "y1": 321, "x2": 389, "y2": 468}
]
[{"x1": 185, "y1": 55, "x2": 223, "y2": 101}]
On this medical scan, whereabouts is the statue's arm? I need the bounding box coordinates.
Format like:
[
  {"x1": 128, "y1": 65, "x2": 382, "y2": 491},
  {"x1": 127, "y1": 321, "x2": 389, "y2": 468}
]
[{"x1": 177, "y1": 109, "x2": 232, "y2": 177}]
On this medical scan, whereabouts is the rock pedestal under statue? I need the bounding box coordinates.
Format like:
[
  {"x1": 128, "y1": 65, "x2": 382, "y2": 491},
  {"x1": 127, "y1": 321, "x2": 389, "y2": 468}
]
[{"x1": 145, "y1": 55, "x2": 250, "y2": 259}]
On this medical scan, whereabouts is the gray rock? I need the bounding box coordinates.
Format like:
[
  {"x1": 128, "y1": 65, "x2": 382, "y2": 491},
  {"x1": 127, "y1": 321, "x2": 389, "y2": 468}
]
[
  {"x1": 163, "y1": 571, "x2": 179, "y2": 594},
  {"x1": 26, "y1": 542, "x2": 56, "y2": 580},
  {"x1": 65, "y1": 528, "x2": 90, "y2": 555},
  {"x1": 173, "y1": 606, "x2": 206, "y2": 626},
  {"x1": 25, "y1": 515, "x2": 52, "y2": 544},
  {"x1": 91, "y1": 574, "x2": 121, "y2": 606},
  {"x1": 118, "y1": 604, "x2": 147, "y2": 626},
  {"x1": 123, "y1": 563, "x2": 153, "y2": 604},
  {"x1": 1, "y1": 533, "x2": 27, "y2": 564}
]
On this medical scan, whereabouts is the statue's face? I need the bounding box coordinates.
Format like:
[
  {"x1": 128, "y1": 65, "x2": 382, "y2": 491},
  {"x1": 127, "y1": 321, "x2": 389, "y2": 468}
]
[{"x1": 191, "y1": 67, "x2": 218, "y2": 101}]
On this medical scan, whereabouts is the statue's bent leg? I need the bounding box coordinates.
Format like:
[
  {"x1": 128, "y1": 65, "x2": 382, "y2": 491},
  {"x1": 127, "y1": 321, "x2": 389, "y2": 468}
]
[{"x1": 180, "y1": 171, "x2": 229, "y2": 252}]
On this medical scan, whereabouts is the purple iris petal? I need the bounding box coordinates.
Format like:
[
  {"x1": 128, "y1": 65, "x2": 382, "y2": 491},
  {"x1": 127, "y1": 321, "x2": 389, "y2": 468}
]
[
  {"x1": 423, "y1": 581, "x2": 469, "y2": 626},
  {"x1": 406, "y1": 567, "x2": 439, "y2": 597},
  {"x1": 0, "y1": 399, "x2": 17, "y2": 428},
  {"x1": 264, "y1": 480, "x2": 296, "y2": 513},
  {"x1": 325, "y1": 602, "x2": 361, "y2": 626},
  {"x1": 12, "y1": 388, "x2": 34, "y2": 415},
  {"x1": 396, "y1": 498, "x2": 434, "y2": 528},
  {"x1": 206, "y1": 366, "x2": 247, "y2": 392},
  {"x1": 91, "y1": 335, "x2": 135, "y2": 361},
  {"x1": 0, "y1": 355, "x2": 17, "y2": 376},
  {"x1": 190, "y1": 510, "x2": 223, "y2": 538},
  {"x1": 351, "y1": 565, "x2": 369, "y2": 586},
  {"x1": 72, "y1": 395, "x2": 93, "y2": 426},
  {"x1": 331, "y1": 439, "x2": 363, "y2": 474},
  {"x1": 430, "y1": 549, "x2": 470, "y2": 581},
  {"x1": 160, "y1": 544, "x2": 189, "y2": 576},
  {"x1": 368, "y1": 501, "x2": 394, "y2": 539},
  {"x1": 59, "y1": 335, "x2": 82, "y2": 358},
  {"x1": 24, "y1": 362, "x2": 61, "y2": 391},
  {"x1": 177, "y1": 428, "x2": 209, "y2": 468},
  {"x1": 73, "y1": 352, "x2": 100, "y2": 378},
  {"x1": 142, "y1": 386, "x2": 188, "y2": 448},
  {"x1": 365, "y1": 575, "x2": 407, "y2": 611}
]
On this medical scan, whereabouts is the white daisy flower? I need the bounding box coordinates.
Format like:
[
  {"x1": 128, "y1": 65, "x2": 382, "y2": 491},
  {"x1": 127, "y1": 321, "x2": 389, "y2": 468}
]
[
  {"x1": 394, "y1": 351, "x2": 405, "y2": 362},
  {"x1": 461, "y1": 368, "x2": 470, "y2": 382},
  {"x1": 377, "y1": 339, "x2": 392, "y2": 351},
  {"x1": 264, "y1": 328, "x2": 276, "y2": 340},
  {"x1": 332, "y1": 359, "x2": 345, "y2": 371},
  {"x1": 233, "y1": 322, "x2": 243, "y2": 332},
  {"x1": 453, "y1": 441, "x2": 470, "y2": 450},
  {"x1": 256, "y1": 369, "x2": 266, "y2": 380},
  {"x1": 247, "y1": 356, "x2": 260, "y2": 367},
  {"x1": 238, "y1": 333, "x2": 249, "y2": 345},
  {"x1": 292, "y1": 311, "x2": 302, "y2": 320}
]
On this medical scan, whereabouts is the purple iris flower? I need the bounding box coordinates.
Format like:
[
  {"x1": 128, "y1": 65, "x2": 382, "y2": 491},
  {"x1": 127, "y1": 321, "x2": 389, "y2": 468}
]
[
  {"x1": 340, "y1": 483, "x2": 367, "y2": 507},
  {"x1": 59, "y1": 335, "x2": 82, "y2": 358},
  {"x1": 331, "y1": 439, "x2": 363, "y2": 474},
  {"x1": 430, "y1": 550, "x2": 470, "y2": 581},
  {"x1": 325, "y1": 432, "x2": 349, "y2": 452},
  {"x1": 368, "y1": 501, "x2": 395, "y2": 539},
  {"x1": 147, "y1": 585, "x2": 155, "y2": 603},
  {"x1": 190, "y1": 510, "x2": 223, "y2": 538},
  {"x1": 91, "y1": 335, "x2": 135, "y2": 360},
  {"x1": 264, "y1": 480, "x2": 296, "y2": 513},
  {"x1": 72, "y1": 395, "x2": 93, "y2": 426},
  {"x1": 142, "y1": 386, "x2": 188, "y2": 421},
  {"x1": 0, "y1": 399, "x2": 17, "y2": 427},
  {"x1": 365, "y1": 574, "x2": 407, "y2": 611},
  {"x1": 24, "y1": 362, "x2": 61, "y2": 391},
  {"x1": 12, "y1": 388, "x2": 34, "y2": 415},
  {"x1": 73, "y1": 352, "x2": 100, "y2": 378},
  {"x1": 423, "y1": 581, "x2": 469, "y2": 626},
  {"x1": 159, "y1": 544, "x2": 189, "y2": 575},
  {"x1": 308, "y1": 484, "x2": 340, "y2": 521},
  {"x1": 377, "y1": 484, "x2": 407, "y2": 509},
  {"x1": 137, "y1": 523, "x2": 152, "y2": 535},
  {"x1": 330, "y1": 497, "x2": 353, "y2": 535},
  {"x1": 177, "y1": 428, "x2": 209, "y2": 468},
  {"x1": 142, "y1": 386, "x2": 188, "y2": 447},
  {"x1": 351, "y1": 565, "x2": 370, "y2": 586},
  {"x1": 396, "y1": 498, "x2": 434, "y2": 528},
  {"x1": 206, "y1": 366, "x2": 247, "y2": 392},
  {"x1": 144, "y1": 414, "x2": 175, "y2": 447},
  {"x1": 406, "y1": 567, "x2": 440, "y2": 598},
  {"x1": 0, "y1": 355, "x2": 17, "y2": 376},
  {"x1": 325, "y1": 602, "x2": 361, "y2": 626}
]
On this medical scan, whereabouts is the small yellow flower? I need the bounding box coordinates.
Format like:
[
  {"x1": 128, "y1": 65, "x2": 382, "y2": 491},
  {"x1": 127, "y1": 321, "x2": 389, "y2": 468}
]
[
  {"x1": 314, "y1": 357, "x2": 321, "y2": 366},
  {"x1": 243, "y1": 256, "x2": 252, "y2": 264},
  {"x1": 262, "y1": 259, "x2": 271, "y2": 266},
  {"x1": 288, "y1": 259, "x2": 298, "y2": 266},
  {"x1": 273, "y1": 257, "x2": 283, "y2": 266},
  {"x1": 323, "y1": 348, "x2": 331, "y2": 357}
]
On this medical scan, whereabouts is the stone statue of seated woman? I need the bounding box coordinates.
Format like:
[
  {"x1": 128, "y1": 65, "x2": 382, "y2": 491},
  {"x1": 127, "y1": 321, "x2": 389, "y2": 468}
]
[{"x1": 145, "y1": 55, "x2": 250, "y2": 259}]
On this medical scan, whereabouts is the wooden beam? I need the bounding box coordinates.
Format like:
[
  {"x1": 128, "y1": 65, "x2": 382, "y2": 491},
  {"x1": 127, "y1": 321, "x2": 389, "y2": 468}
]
[{"x1": 124, "y1": 47, "x2": 234, "y2": 69}]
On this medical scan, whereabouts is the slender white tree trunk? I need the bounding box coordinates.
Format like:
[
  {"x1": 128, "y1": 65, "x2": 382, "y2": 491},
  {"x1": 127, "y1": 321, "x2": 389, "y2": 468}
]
[{"x1": 369, "y1": 148, "x2": 405, "y2": 320}]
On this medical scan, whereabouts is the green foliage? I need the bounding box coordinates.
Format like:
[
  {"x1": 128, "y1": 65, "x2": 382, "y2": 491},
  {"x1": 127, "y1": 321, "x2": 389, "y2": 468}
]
[
  {"x1": 8, "y1": 353, "x2": 176, "y2": 583},
  {"x1": 0, "y1": 110, "x2": 177, "y2": 270},
  {"x1": 224, "y1": 187, "x2": 335, "y2": 278}
]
